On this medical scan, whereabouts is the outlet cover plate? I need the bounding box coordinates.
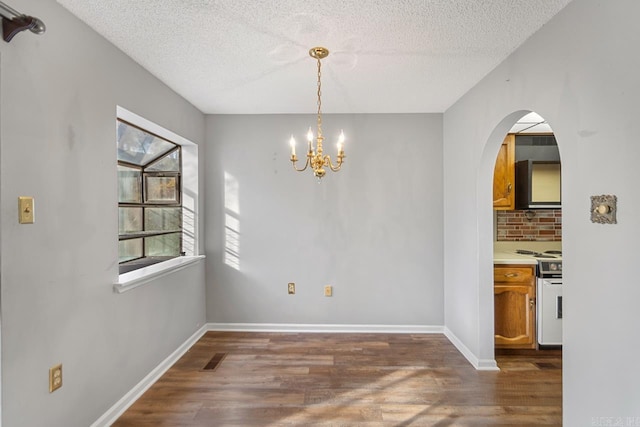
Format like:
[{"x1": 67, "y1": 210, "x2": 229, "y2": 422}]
[{"x1": 49, "y1": 364, "x2": 62, "y2": 393}]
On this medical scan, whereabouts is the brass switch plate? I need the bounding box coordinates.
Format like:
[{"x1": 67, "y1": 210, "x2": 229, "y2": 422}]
[
  {"x1": 49, "y1": 364, "x2": 62, "y2": 393},
  {"x1": 324, "y1": 285, "x2": 333, "y2": 297},
  {"x1": 18, "y1": 196, "x2": 35, "y2": 224},
  {"x1": 288, "y1": 283, "x2": 295, "y2": 294}
]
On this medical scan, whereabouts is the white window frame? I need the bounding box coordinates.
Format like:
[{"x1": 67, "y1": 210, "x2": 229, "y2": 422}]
[{"x1": 113, "y1": 106, "x2": 203, "y2": 293}]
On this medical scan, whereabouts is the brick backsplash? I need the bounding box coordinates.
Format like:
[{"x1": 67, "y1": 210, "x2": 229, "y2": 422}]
[{"x1": 496, "y1": 209, "x2": 562, "y2": 241}]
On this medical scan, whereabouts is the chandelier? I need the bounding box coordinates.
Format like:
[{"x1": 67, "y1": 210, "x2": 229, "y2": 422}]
[{"x1": 289, "y1": 47, "x2": 345, "y2": 180}]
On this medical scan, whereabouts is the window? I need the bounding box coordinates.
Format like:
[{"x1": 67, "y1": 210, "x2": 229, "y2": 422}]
[{"x1": 117, "y1": 119, "x2": 183, "y2": 274}]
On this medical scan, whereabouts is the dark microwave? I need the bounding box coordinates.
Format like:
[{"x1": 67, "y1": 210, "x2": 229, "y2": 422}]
[{"x1": 515, "y1": 160, "x2": 561, "y2": 209}]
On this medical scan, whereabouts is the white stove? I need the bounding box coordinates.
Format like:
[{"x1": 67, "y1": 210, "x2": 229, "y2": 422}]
[
  {"x1": 514, "y1": 249, "x2": 563, "y2": 346},
  {"x1": 537, "y1": 257, "x2": 562, "y2": 346}
]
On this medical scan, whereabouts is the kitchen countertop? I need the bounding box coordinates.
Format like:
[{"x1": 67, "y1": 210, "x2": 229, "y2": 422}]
[
  {"x1": 493, "y1": 241, "x2": 562, "y2": 265},
  {"x1": 493, "y1": 251, "x2": 539, "y2": 265}
]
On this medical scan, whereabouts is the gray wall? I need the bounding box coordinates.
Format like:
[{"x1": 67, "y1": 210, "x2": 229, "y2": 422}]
[
  {"x1": 205, "y1": 114, "x2": 443, "y2": 326},
  {"x1": 443, "y1": 0, "x2": 640, "y2": 424},
  {"x1": 0, "y1": 1, "x2": 206, "y2": 426}
]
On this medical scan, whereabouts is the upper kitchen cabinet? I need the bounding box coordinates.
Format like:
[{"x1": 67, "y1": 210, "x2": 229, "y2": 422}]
[
  {"x1": 493, "y1": 134, "x2": 515, "y2": 210},
  {"x1": 493, "y1": 114, "x2": 561, "y2": 210}
]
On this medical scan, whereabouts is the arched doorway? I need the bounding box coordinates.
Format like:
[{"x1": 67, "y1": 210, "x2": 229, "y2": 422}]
[
  {"x1": 483, "y1": 112, "x2": 564, "y2": 416},
  {"x1": 492, "y1": 112, "x2": 562, "y2": 353}
]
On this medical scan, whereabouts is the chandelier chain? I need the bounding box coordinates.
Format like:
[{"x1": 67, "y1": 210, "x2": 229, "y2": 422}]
[{"x1": 316, "y1": 57, "x2": 322, "y2": 139}]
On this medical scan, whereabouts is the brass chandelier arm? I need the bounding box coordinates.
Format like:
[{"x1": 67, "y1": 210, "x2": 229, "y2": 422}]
[
  {"x1": 290, "y1": 154, "x2": 311, "y2": 172},
  {"x1": 291, "y1": 160, "x2": 310, "y2": 172},
  {"x1": 325, "y1": 154, "x2": 345, "y2": 172}
]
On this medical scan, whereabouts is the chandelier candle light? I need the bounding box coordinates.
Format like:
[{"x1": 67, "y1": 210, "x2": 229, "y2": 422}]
[{"x1": 289, "y1": 47, "x2": 345, "y2": 180}]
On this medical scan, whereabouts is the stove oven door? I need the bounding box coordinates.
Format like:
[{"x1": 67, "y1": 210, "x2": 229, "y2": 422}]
[{"x1": 537, "y1": 278, "x2": 563, "y2": 345}]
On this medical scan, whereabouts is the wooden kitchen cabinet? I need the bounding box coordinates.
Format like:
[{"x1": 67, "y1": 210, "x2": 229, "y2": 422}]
[
  {"x1": 493, "y1": 134, "x2": 515, "y2": 210},
  {"x1": 494, "y1": 264, "x2": 536, "y2": 349}
]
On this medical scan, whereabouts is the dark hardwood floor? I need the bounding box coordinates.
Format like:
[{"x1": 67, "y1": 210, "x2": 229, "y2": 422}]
[{"x1": 113, "y1": 332, "x2": 562, "y2": 426}]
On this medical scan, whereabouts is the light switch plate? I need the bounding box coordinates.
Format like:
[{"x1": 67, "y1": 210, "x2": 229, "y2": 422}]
[
  {"x1": 324, "y1": 285, "x2": 332, "y2": 297},
  {"x1": 18, "y1": 196, "x2": 35, "y2": 224}
]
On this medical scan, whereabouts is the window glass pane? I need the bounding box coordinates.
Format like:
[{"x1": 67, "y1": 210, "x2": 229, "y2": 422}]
[
  {"x1": 145, "y1": 233, "x2": 181, "y2": 257},
  {"x1": 119, "y1": 207, "x2": 143, "y2": 234},
  {"x1": 117, "y1": 121, "x2": 176, "y2": 166},
  {"x1": 119, "y1": 238, "x2": 142, "y2": 263},
  {"x1": 145, "y1": 176, "x2": 179, "y2": 203},
  {"x1": 145, "y1": 207, "x2": 181, "y2": 232},
  {"x1": 146, "y1": 149, "x2": 180, "y2": 172},
  {"x1": 118, "y1": 165, "x2": 142, "y2": 203}
]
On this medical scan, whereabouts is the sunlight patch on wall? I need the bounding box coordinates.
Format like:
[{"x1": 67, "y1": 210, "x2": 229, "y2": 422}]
[
  {"x1": 182, "y1": 192, "x2": 196, "y2": 256},
  {"x1": 224, "y1": 214, "x2": 240, "y2": 270},
  {"x1": 224, "y1": 172, "x2": 240, "y2": 270}
]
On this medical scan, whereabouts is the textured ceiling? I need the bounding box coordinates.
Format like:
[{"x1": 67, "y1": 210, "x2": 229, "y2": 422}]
[{"x1": 57, "y1": 0, "x2": 573, "y2": 114}]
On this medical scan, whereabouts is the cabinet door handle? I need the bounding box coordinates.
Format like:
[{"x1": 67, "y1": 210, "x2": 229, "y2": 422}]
[
  {"x1": 530, "y1": 298, "x2": 536, "y2": 309},
  {"x1": 506, "y1": 182, "x2": 512, "y2": 195},
  {"x1": 504, "y1": 273, "x2": 519, "y2": 278}
]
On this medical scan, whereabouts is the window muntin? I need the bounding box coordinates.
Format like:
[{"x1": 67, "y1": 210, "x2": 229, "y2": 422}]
[{"x1": 117, "y1": 119, "x2": 182, "y2": 273}]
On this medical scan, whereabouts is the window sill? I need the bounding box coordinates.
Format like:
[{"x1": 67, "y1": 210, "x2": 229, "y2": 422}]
[{"x1": 113, "y1": 255, "x2": 206, "y2": 294}]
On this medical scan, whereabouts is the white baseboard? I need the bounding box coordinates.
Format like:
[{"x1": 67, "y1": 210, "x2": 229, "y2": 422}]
[
  {"x1": 444, "y1": 327, "x2": 499, "y2": 371},
  {"x1": 206, "y1": 322, "x2": 445, "y2": 334},
  {"x1": 90, "y1": 324, "x2": 208, "y2": 427}
]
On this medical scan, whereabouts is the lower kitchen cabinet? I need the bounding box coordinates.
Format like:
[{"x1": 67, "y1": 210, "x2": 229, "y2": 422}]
[{"x1": 494, "y1": 264, "x2": 536, "y2": 349}]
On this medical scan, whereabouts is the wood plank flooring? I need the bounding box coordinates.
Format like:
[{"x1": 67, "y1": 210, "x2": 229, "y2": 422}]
[{"x1": 113, "y1": 332, "x2": 562, "y2": 426}]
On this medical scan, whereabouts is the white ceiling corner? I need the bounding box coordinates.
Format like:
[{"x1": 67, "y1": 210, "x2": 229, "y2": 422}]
[{"x1": 56, "y1": 0, "x2": 574, "y2": 114}]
